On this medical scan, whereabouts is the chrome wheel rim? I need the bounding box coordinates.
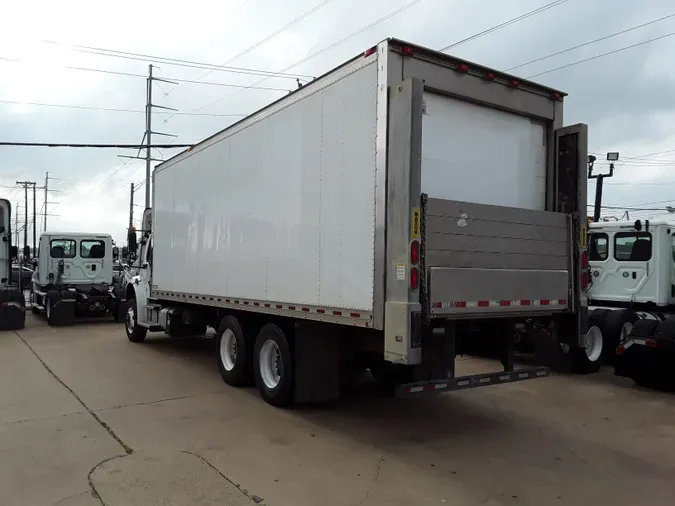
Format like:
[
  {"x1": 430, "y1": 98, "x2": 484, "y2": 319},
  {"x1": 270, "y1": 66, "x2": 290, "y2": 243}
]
[
  {"x1": 220, "y1": 329, "x2": 237, "y2": 371},
  {"x1": 584, "y1": 325, "x2": 603, "y2": 362},
  {"x1": 126, "y1": 306, "x2": 135, "y2": 334},
  {"x1": 259, "y1": 339, "x2": 282, "y2": 389}
]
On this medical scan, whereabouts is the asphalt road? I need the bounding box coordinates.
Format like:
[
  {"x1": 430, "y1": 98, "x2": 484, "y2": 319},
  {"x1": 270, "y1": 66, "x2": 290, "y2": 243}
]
[{"x1": 1, "y1": 314, "x2": 674, "y2": 505}]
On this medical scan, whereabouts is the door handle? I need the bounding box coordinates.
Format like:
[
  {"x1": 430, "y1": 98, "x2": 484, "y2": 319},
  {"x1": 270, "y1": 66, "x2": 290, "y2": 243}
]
[{"x1": 632, "y1": 272, "x2": 636, "y2": 279}]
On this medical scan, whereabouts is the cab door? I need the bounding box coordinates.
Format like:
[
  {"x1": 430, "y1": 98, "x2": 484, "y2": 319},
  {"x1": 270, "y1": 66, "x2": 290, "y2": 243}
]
[
  {"x1": 48, "y1": 238, "x2": 77, "y2": 282},
  {"x1": 592, "y1": 231, "x2": 655, "y2": 303}
]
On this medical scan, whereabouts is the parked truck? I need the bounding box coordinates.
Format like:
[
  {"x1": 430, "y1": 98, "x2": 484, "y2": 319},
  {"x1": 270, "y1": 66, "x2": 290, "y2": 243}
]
[
  {"x1": 0, "y1": 199, "x2": 25, "y2": 330},
  {"x1": 123, "y1": 38, "x2": 593, "y2": 407},
  {"x1": 29, "y1": 232, "x2": 126, "y2": 326},
  {"x1": 587, "y1": 220, "x2": 675, "y2": 385}
]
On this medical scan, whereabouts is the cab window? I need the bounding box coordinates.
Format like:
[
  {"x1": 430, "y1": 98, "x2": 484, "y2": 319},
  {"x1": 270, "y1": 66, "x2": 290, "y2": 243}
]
[
  {"x1": 614, "y1": 232, "x2": 652, "y2": 261},
  {"x1": 81, "y1": 240, "x2": 105, "y2": 259},
  {"x1": 50, "y1": 239, "x2": 76, "y2": 258},
  {"x1": 589, "y1": 233, "x2": 608, "y2": 261}
]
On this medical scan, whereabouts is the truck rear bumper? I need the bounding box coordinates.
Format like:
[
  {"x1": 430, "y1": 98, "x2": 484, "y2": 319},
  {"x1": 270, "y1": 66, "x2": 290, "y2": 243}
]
[{"x1": 396, "y1": 366, "x2": 549, "y2": 397}]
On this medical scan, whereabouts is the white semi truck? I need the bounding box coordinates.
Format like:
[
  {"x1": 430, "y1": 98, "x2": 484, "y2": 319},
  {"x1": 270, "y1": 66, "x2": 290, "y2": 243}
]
[
  {"x1": 587, "y1": 220, "x2": 675, "y2": 384},
  {"x1": 29, "y1": 232, "x2": 126, "y2": 326},
  {"x1": 123, "y1": 38, "x2": 593, "y2": 406},
  {"x1": 0, "y1": 199, "x2": 26, "y2": 330}
]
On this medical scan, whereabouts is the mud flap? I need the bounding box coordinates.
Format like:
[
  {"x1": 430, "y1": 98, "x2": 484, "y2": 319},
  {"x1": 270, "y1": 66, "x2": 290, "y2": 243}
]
[
  {"x1": 294, "y1": 322, "x2": 340, "y2": 404},
  {"x1": 0, "y1": 289, "x2": 26, "y2": 330},
  {"x1": 47, "y1": 290, "x2": 76, "y2": 326}
]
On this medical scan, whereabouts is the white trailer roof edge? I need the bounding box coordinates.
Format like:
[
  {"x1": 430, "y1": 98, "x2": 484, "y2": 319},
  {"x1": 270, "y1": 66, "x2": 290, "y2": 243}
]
[{"x1": 154, "y1": 37, "x2": 566, "y2": 175}]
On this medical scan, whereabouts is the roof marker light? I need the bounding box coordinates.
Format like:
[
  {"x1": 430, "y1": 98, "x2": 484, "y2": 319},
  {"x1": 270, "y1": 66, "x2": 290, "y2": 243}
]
[
  {"x1": 483, "y1": 71, "x2": 495, "y2": 81},
  {"x1": 401, "y1": 46, "x2": 414, "y2": 56},
  {"x1": 553, "y1": 91, "x2": 563, "y2": 101},
  {"x1": 456, "y1": 63, "x2": 469, "y2": 73},
  {"x1": 508, "y1": 79, "x2": 520, "y2": 88},
  {"x1": 364, "y1": 46, "x2": 377, "y2": 57}
]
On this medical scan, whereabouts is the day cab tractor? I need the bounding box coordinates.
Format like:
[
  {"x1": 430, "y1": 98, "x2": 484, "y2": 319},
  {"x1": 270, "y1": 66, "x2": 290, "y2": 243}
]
[
  {"x1": 29, "y1": 232, "x2": 126, "y2": 326},
  {"x1": 0, "y1": 198, "x2": 25, "y2": 330},
  {"x1": 587, "y1": 220, "x2": 675, "y2": 386}
]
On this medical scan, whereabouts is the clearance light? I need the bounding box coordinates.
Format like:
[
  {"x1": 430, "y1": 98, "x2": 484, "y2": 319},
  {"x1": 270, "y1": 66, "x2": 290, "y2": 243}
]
[
  {"x1": 364, "y1": 46, "x2": 377, "y2": 57},
  {"x1": 456, "y1": 63, "x2": 469, "y2": 73},
  {"x1": 401, "y1": 46, "x2": 414, "y2": 56}
]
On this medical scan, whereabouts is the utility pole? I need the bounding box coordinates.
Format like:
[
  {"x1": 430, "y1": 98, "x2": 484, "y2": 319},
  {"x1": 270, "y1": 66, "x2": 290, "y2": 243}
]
[
  {"x1": 145, "y1": 64, "x2": 153, "y2": 209},
  {"x1": 129, "y1": 182, "x2": 134, "y2": 232},
  {"x1": 32, "y1": 182, "x2": 36, "y2": 256},
  {"x1": 41, "y1": 172, "x2": 60, "y2": 232},
  {"x1": 14, "y1": 203, "x2": 19, "y2": 248},
  {"x1": 142, "y1": 65, "x2": 178, "y2": 208},
  {"x1": 16, "y1": 181, "x2": 35, "y2": 258}
]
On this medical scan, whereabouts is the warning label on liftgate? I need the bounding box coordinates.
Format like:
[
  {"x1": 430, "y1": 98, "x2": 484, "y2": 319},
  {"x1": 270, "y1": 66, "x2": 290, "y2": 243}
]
[{"x1": 411, "y1": 208, "x2": 420, "y2": 239}]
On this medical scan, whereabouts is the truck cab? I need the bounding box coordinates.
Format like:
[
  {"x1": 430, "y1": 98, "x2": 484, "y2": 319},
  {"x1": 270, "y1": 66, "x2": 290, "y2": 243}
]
[
  {"x1": 30, "y1": 232, "x2": 126, "y2": 325},
  {"x1": 0, "y1": 198, "x2": 25, "y2": 330},
  {"x1": 588, "y1": 220, "x2": 674, "y2": 308}
]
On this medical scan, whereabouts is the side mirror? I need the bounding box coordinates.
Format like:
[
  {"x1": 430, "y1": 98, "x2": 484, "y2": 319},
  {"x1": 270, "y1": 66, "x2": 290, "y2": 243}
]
[
  {"x1": 10, "y1": 246, "x2": 17, "y2": 259},
  {"x1": 23, "y1": 245, "x2": 31, "y2": 259},
  {"x1": 127, "y1": 230, "x2": 138, "y2": 253},
  {"x1": 112, "y1": 246, "x2": 119, "y2": 260}
]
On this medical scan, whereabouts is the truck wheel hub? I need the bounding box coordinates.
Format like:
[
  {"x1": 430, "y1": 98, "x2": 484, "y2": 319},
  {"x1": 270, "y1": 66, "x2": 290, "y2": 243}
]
[
  {"x1": 259, "y1": 339, "x2": 282, "y2": 389},
  {"x1": 220, "y1": 329, "x2": 237, "y2": 371}
]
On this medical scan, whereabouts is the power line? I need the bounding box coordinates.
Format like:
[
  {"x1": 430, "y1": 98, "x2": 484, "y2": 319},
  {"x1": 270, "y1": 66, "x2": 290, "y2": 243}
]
[
  {"x1": 189, "y1": 0, "x2": 425, "y2": 114},
  {"x1": 0, "y1": 99, "x2": 245, "y2": 117},
  {"x1": 40, "y1": 40, "x2": 313, "y2": 80},
  {"x1": 527, "y1": 29, "x2": 675, "y2": 78},
  {"x1": 0, "y1": 142, "x2": 193, "y2": 148},
  {"x1": 194, "y1": 0, "x2": 337, "y2": 84},
  {"x1": 439, "y1": 0, "x2": 570, "y2": 52},
  {"x1": 0, "y1": 57, "x2": 292, "y2": 92},
  {"x1": 505, "y1": 12, "x2": 675, "y2": 71}
]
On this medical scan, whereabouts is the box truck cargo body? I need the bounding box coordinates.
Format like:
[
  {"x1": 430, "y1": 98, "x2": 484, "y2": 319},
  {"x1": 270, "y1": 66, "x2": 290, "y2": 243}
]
[{"x1": 124, "y1": 39, "x2": 592, "y2": 406}]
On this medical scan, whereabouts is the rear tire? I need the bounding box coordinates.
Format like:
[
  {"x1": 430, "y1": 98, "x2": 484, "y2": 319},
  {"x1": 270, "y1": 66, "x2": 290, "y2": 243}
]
[
  {"x1": 603, "y1": 310, "x2": 638, "y2": 361},
  {"x1": 653, "y1": 318, "x2": 675, "y2": 340},
  {"x1": 216, "y1": 316, "x2": 252, "y2": 387},
  {"x1": 125, "y1": 298, "x2": 147, "y2": 343},
  {"x1": 629, "y1": 318, "x2": 660, "y2": 338},
  {"x1": 253, "y1": 324, "x2": 293, "y2": 407}
]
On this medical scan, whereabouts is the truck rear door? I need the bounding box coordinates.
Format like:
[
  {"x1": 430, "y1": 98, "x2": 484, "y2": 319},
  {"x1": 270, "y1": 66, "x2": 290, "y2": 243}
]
[{"x1": 419, "y1": 92, "x2": 573, "y2": 317}]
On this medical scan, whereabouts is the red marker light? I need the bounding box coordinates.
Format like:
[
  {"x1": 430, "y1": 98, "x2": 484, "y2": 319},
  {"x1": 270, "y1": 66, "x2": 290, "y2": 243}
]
[
  {"x1": 401, "y1": 46, "x2": 414, "y2": 56},
  {"x1": 508, "y1": 79, "x2": 520, "y2": 88},
  {"x1": 364, "y1": 46, "x2": 377, "y2": 57},
  {"x1": 456, "y1": 63, "x2": 469, "y2": 73},
  {"x1": 410, "y1": 241, "x2": 419, "y2": 265},
  {"x1": 410, "y1": 268, "x2": 419, "y2": 290},
  {"x1": 483, "y1": 71, "x2": 495, "y2": 81},
  {"x1": 553, "y1": 91, "x2": 563, "y2": 101}
]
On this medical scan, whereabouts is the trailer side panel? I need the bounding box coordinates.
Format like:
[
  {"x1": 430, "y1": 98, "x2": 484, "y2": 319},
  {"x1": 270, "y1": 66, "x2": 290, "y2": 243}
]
[{"x1": 153, "y1": 56, "x2": 379, "y2": 313}]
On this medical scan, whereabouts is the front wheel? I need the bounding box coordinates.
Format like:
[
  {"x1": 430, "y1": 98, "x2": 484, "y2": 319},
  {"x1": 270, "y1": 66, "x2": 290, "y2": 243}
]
[
  {"x1": 253, "y1": 324, "x2": 293, "y2": 407},
  {"x1": 125, "y1": 298, "x2": 147, "y2": 343}
]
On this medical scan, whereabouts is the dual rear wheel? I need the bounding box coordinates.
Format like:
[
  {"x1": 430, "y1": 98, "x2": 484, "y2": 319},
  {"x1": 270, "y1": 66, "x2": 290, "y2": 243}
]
[{"x1": 216, "y1": 316, "x2": 293, "y2": 407}]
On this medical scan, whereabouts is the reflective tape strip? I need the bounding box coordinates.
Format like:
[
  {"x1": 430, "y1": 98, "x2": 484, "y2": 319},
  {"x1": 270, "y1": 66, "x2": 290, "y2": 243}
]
[{"x1": 432, "y1": 299, "x2": 567, "y2": 309}]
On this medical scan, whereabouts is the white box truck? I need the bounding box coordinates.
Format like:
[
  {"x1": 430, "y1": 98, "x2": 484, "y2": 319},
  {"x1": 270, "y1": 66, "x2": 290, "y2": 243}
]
[{"x1": 124, "y1": 39, "x2": 593, "y2": 406}]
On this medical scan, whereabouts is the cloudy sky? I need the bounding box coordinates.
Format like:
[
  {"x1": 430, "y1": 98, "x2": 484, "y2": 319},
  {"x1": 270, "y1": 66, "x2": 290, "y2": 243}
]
[{"x1": 2, "y1": 0, "x2": 675, "y2": 244}]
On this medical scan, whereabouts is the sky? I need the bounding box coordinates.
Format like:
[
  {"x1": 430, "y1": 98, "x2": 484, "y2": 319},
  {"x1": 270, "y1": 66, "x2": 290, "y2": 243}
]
[{"x1": 2, "y1": 0, "x2": 675, "y2": 245}]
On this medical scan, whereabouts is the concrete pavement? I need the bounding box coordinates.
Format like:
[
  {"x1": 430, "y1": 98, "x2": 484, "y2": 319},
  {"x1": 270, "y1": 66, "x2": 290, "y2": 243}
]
[{"x1": 1, "y1": 314, "x2": 675, "y2": 505}]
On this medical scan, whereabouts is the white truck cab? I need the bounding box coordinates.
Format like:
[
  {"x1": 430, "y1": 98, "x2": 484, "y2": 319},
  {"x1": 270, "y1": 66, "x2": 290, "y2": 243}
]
[
  {"x1": 589, "y1": 220, "x2": 674, "y2": 308},
  {"x1": 30, "y1": 232, "x2": 126, "y2": 326}
]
